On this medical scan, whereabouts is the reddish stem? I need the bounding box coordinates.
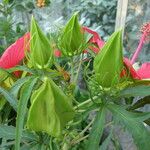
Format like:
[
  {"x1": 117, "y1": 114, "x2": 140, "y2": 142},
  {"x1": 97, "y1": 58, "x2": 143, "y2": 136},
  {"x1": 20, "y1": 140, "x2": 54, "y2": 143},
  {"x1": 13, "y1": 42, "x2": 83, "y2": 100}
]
[{"x1": 130, "y1": 32, "x2": 146, "y2": 64}]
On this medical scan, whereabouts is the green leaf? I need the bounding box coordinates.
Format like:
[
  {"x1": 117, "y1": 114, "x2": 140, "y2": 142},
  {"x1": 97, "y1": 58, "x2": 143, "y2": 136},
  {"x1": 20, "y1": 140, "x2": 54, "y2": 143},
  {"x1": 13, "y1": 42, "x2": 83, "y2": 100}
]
[
  {"x1": 30, "y1": 16, "x2": 53, "y2": 69},
  {"x1": 10, "y1": 76, "x2": 32, "y2": 98},
  {"x1": 15, "y1": 77, "x2": 38, "y2": 150},
  {"x1": 8, "y1": 65, "x2": 36, "y2": 75},
  {"x1": 94, "y1": 30, "x2": 123, "y2": 87},
  {"x1": 58, "y1": 12, "x2": 86, "y2": 56},
  {"x1": 119, "y1": 85, "x2": 150, "y2": 97},
  {"x1": 21, "y1": 144, "x2": 41, "y2": 150},
  {"x1": 0, "y1": 125, "x2": 38, "y2": 141},
  {"x1": 99, "y1": 128, "x2": 113, "y2": 150},
  {"x1": 27, "y1": 77, "x2": 74, "y2": 137},
  {"x1": 0, "y1": 96, "x2": 6, "y2": 111},
  {"x1": 128, "y1": 96, "x2": 150, "y2": 110},
  {"x1": 0, "y1": 77, "x2": 32, "y2": 112},
  {"x1": 86, "y1": 105, "x2": 106, "y2": 150},
  {"x1": 107, "y1": 103, "x2": 150, "y2": 150},
  {"x1": 0, "y1": 86, "x2": 17, "y2": 111},
  {"x1": 0, "y1": 68, "x2": 12, "y2": 83}
]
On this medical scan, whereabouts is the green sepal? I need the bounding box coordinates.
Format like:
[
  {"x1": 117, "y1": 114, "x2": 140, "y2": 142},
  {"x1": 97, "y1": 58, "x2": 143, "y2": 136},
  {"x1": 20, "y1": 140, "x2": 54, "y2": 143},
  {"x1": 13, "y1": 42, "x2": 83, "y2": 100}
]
[
  {"x1": 94, "y1": 30, "x2": 124, "y2": 87},
  {"x1": 27, "y1": 78, "x2": 74, "y2": 137},
  {"x1": 29, "y1": 16, "x2": 53, "y2": 69},
  {"x1": 58, "y1": 12, "x2": 86, "y2": 56}
]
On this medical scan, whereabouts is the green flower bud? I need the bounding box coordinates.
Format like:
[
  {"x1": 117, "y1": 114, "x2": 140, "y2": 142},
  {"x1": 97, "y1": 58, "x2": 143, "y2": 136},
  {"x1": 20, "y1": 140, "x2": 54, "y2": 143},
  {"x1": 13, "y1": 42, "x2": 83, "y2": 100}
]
[
  {"x1": 94, "y1": 30, "x2": 124, "y2": 87},
  {"x1": 27, "y1": 77, "x2": 74, "y2": 137},
  {"x1": 58, "y1": 12, "x2": 86, "y2": 56},
  {"x1": 29, "y1": 16, "x2": 53, "y2": 69}
]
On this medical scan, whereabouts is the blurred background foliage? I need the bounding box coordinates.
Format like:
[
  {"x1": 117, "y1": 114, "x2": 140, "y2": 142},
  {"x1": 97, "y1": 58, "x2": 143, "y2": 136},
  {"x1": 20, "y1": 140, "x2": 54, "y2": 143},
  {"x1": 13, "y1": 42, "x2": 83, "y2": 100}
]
[{"x1": 0, "y1": 0, "x2": 150, "y2": 61}]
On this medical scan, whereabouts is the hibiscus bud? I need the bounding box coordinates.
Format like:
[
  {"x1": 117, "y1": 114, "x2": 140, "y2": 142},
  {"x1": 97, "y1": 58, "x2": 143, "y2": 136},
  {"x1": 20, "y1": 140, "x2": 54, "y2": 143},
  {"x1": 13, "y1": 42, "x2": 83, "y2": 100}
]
[
  {"x1": 94, "y1": 30, "x2": 124, "y2": 87},
  {"x1": 58, "y1": 12, "x2": 86, "y2": 56},
  {"x1": 27, "y1": 77, "x2": 74, "y2": 137},
  {"x1": 29, "y1": 16, "x2": 53, "y2": 69}
]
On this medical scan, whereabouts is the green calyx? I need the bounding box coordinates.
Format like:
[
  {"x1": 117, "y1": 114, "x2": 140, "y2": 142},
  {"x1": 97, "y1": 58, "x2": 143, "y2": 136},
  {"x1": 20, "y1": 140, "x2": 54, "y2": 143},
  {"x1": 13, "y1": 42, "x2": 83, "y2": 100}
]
[
  {"x1": 27, "y1": 77, "x2": 74, "y2": 137},
  {"x1": 94, "y1": 30, "x2": 124, "y2": 88},
  {"x1": 58, "y1": 12, "x2": 86, "y2": 56},
  {"x1": 29, "y1": 16, "x2": 54, "y2": 69}
]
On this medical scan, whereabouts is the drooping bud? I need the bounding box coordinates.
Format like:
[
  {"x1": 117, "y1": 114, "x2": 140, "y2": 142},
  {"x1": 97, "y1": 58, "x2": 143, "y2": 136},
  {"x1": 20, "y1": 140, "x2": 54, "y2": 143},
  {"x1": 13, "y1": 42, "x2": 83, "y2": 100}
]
[
  {"x1": 94, "y1": 30, "x2": 124, "y2": 87},
  {"x1": 27, "y1": 77, "x2": 74, "y2": 137},
  {"x1": 29, "y1": 16, "x2": 53, "y2": 69},
  {"x1": 58, "y1": 12, "x2": 86, "y2": 56}
]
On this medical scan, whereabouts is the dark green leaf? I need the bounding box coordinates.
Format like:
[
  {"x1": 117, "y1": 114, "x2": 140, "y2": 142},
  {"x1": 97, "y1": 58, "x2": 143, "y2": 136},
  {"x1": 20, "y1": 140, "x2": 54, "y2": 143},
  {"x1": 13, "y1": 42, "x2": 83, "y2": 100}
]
[
  {"x1": 8, "y1": 65, "x2": 36, "y2": 75},
  {"x1": 0, "y1": 125, "x2": 38, "y2": 141},
  {"x1": 10, "y1": 76, "x2": 32, "y2": 98},
  {"x1": 128, "y1": 96, "x2": 150, "y2": 110},
  {"x1": 0, "y1": 97, "x2": 6, "y2": 111},
  {"x1": 119, "y1": 85, "x2": 150, "y2": 97},
  {"x1": 15, "y1": 77, "x2": 38, "y2": 150},
  {"x1": 86, "y1": 105, "x2": 106, "y2": 150},
  {"x1": 107, "y1": 103, "x2": 150, "y2": 150},
  {"x1": 0, "y1": 68, "x2": 13, "y2": 82},
  {"x1": 99, "y1": 128, "x2": 113, "y2": 150},
  {"x1": 0, "y1": 86, "x2": 17, "y2": 111}
]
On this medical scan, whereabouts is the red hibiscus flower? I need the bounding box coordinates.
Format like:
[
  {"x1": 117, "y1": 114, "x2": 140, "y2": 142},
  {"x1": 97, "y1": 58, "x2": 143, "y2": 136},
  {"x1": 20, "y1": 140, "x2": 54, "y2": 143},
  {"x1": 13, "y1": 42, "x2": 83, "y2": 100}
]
[
  {"x1": 124, "y1": 22, "x2": 150, "y2": 80},
  {"x1": 82, "y1": 26, "x2": 105, "y2": 53},
  {"x1": 87, "y1": 22, "x2": 150, "y2": 80},
  {"x1": 0, "y1": 33, "x2": 30, "y2": 69}
]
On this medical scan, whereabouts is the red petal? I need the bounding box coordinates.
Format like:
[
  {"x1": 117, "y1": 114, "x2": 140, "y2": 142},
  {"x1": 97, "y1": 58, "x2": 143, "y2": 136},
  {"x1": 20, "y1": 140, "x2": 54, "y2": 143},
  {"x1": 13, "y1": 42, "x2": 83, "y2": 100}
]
[
  {"x1": 123, "y1": 58, "x2": 141, "y2": 79},
  {"x1": 88, "y1": 46, "x2": 100, "y2": 53},
  {"x1": 137, "y1": 63, "x2": 150, "y2": 79},
  {"x1": 83, "y1": 27, "x2": 101, "y2": 42},
  {"x1": 0, "y1": 33, "x2": 30, "y2": 69},
  {"x1": 82, "y1": 27, "x2": 105, "y2": 53}
]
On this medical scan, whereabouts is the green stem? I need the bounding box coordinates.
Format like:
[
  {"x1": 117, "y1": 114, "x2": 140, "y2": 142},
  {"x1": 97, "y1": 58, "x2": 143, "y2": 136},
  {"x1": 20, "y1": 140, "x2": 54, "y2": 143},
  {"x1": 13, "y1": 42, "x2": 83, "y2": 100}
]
[
  {"x1": 74, "y1": 95, "x2": 98, "y2": 110},
  {"x1": 70, "y1": 57, "x2": 74, "y2": 83},
  {"x1": 72, "y1": 118, "x2": 94, "y2": 142},
  {"x1": 74, "y1": 54, "x2": 83, "y2": 84},
  {"x1": 71, "y1": 135, "x2": 89, "y2": 146},
  {"x1": 105, "y1": 121, "x2": 113, "y2": 128}
]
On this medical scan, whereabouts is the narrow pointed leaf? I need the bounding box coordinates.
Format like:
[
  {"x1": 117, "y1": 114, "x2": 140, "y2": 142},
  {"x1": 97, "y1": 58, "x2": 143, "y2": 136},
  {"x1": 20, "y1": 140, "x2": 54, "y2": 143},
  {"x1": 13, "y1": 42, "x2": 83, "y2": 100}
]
[
  {"x1": 107, "y1": 103, "x2": 150, "y2": 150},
  {"x1": 10, "y1": 76, "x2": 32, "y2": 98},
  {"x1": 119, "y1": 85, "x2": 150, "y2": 97},
  {"x1": 8, "y1": 65, "x2": 36, "y2": 75},
  {"x1": 99, "y1": 129, "x2": 113, "y2": 150},
  {"x1": 15, "y1": 77, "x2": 38, "y2": 150},
  {"x1": 0, "y1": 125, "x2": 38, "y2": 141},
  {"x1": 86, "y1": 105, "x2": 106, "y2": 150},
  {"x1": 128, "y1": 96, "x2": 150, "y2": 110},
  {"x1": 0, "y1": 86, "x2": 17, "y2": 111}
]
